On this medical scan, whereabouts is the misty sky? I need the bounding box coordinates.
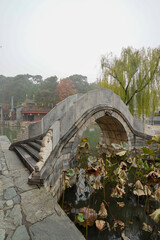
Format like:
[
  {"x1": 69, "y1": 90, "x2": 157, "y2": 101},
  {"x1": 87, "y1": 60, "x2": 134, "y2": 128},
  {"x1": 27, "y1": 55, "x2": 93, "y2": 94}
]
[{"x1": 0, "y1": 0, "x2": 160, "y2": 82}]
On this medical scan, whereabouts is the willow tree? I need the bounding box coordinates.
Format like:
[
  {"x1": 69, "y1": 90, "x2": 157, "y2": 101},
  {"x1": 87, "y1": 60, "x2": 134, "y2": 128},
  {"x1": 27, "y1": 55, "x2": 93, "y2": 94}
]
[{"x1": 98, "y1": 47, "x2": 160, "y2": 117}]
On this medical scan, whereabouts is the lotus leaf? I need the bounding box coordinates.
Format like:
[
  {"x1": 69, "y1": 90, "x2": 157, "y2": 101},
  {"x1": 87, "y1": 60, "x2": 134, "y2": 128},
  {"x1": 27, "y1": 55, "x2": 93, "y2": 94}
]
[
  {"x1": 77, "y1": 213, "x2": 84, "y2": 222},
  {"x1": 95, "y1": 220, "x2": 106, "y2": 230},
  {"x1": 150, "y1": 208, "x2": 160, "y2": 223},
  {"x1": 98, "y1": 202, "x2": 108, "y2": 218},
  {"x1": 67, "y1": 168, "x2": 75, "y2": 177},
  {"x1": 116, "y1": 151, "x2": 127, "y2": 157},
  {"x1": 111, "y1": 143, "x2": 121, "y2": 149}
]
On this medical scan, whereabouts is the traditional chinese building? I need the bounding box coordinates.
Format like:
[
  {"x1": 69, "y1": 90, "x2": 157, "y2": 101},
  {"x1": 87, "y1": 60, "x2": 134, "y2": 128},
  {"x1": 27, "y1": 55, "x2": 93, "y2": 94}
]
[
  {"x1": 21, "y1": 107, "x2": 49, "y2": 121},
  {"x1": 16, "y1": 99, "x2": 50, "y2": 122}
]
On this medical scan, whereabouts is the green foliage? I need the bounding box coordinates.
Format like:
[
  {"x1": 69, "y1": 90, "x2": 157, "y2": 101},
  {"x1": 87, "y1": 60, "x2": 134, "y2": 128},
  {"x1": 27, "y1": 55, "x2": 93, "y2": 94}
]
[
  {"x1": 0, "y1": 74, "x2": 39, "y2": 105},
  {"x1": 147, "y1": 135, "x2": 160, "y2": 144},
  {"x1": 69, "y1": 74, "x2": 98, "y2": 93},
  {"x1": 69, "y1": 74, "x2": 89, "y2": 93},
  {"x1": 88, "y1": 156, "x2": 96, "y2": 164},
  {"x1": 66, "y1": 169, "x2": 75, "y2": 177},
  {"x1": 111, "y1": 143, "x2": 121, "y2": 149},
  {"x1": 35, "y1": 76, "x2": 58, "y2": 108},
  {"x1": 0, "y1": 73, "x2": 97, "y2": 109},
  {"x1": 98, "y1": 47, "x2": 160, "y2": 117},
  {"x1": 141, "y1": 147, "x2": 155, "y2": 157},
  {"x1": 77, "y1": 213, "x2": 84, "y2": 223}
]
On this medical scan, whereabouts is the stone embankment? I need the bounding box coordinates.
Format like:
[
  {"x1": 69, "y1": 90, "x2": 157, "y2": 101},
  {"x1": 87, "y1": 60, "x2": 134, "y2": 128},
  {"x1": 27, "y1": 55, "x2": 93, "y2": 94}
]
[
  {"x1": 0, "y1": 136, "x2": 85, "y2": 240},
  {"x1": 0, "y1": 121, "x2": 21, "y2": 127}
]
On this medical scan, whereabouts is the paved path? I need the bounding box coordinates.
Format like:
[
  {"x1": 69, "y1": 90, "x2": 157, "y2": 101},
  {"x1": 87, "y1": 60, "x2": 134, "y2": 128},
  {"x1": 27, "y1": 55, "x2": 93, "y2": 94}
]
[{"x1": 0, "y1": 136, "x2": 85, "y2": 240}]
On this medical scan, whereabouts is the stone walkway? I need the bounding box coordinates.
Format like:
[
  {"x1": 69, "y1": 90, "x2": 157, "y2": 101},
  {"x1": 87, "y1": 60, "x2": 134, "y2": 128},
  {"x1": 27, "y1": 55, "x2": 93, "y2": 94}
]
[{"x1": 0, "y1": 136, "x2": 85, "y2": 240}]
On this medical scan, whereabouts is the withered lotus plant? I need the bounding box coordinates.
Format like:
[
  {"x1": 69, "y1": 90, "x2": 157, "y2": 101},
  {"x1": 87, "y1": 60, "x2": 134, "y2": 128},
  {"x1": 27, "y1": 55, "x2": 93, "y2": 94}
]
[
  {"x1": 146, "y1": 171, "x2": 160, "y2": 185},
  {"x1": 93, "y1": 179, "x2": 103, "y2": 190},
  {"x1": 113, "y1": 219, "x2": 125, "y2": 230},
  {"x1": 111, "y1": 185, "x2": 126, "y2": 198},
  {"x1": 133, "y1": 180, "x2": 145, "y2": 196},
  {"x1": 144, "y1": 185, "x2": 152, "y2": 196},
  {"x1": 98, "y1": 202, "x2": 108, "y2": 218},
  {"x1": 155, "y1": 188, "x2": 160, "y2": 202},
  {"x1": 150, "y1": 208, "x2": 160, "y2": 224},
  {"x1": 95, "y1": 220, "x2": 106, "y2": 231},
  {"x1": 142, "y1": 222, "x2": 152, "y2": 232},
  {"x1": 78, "y1": 207, "x2": 97, "y2": 226}
]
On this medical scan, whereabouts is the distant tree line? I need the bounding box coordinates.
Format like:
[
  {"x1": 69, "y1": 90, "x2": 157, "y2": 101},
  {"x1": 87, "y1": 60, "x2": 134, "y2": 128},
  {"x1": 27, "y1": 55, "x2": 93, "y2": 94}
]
[{"x1": 0, "y1": 74, "x2": 97, "y2": 108}]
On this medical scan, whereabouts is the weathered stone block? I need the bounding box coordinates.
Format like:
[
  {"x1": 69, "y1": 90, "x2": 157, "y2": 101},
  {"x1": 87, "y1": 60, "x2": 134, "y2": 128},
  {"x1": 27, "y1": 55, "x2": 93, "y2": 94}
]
[
  {"x1": 98, "y1": 88, "x2": 114, "y2": 106},
  {"x1": 60, "y1": 105, "x2": 76, "y2": 138},
  {"x1": 4, "y1": 187, "x2": 17, "y2": 200},
  {"x1": 50, "y1": 121, "x2": 60, "y2": 150},
  {"x1": 12, "y1": 225, "x2": 30, "y2": 240},
  {"x1": 29, "y1": 211, "x2": 85, "y2": 240},
  {"x1": 29, "y1": 120, "x2": 43, "y2": 138},
  {"x1": 21, "y1": 188, "x2": 57, "y2": 224}
]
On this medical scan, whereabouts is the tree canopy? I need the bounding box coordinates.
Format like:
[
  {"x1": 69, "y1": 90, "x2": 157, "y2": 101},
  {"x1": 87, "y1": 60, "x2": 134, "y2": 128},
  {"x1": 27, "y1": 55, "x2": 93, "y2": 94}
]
[
  {"x1": 69, "y1": 74, "x2": 90, "y2": 93},
  {"x1": 0, "y1": 73, "x2": 97, "y2": 109},
  {"x1": 35, "y1": 76, "x2": 58, "y2": 108},
  {"x1": 0, "y1": 74, "x2": 38, "y2": 105},
  {"x1": 98, "y1": 47, "x2": 160, "y2": 117},
  {"x1": 56, "y1": 78, "x2": 77, "y2": 102}
]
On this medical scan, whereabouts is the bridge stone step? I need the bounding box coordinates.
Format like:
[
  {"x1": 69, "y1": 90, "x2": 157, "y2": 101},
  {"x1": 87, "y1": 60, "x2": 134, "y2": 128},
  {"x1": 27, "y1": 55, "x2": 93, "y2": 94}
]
[
  {"x1": 14, "y1": 146, "x2": 37, "y2": 172},
  {"x1": 34, "y1": 139, "x2": 42, "y2": 146},
  {"x1": 21, "y1": 144, "x2": 39, "y2": 162},
  {"x1": 27, "y1": 142, "x2": 41, "y2": 151}
]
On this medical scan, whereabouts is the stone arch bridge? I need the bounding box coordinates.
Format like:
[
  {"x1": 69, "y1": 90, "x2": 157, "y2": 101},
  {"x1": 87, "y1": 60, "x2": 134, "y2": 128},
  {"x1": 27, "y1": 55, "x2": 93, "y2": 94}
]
[{"x1": 10, "y1": 88, "x2": 154, "y2": 200}]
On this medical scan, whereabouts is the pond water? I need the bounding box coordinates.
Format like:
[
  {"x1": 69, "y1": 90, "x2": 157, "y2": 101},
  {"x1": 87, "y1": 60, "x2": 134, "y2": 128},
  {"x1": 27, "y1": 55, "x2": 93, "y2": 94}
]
[
  {"x1": 81, "y1": 123, "x2": 102, "y2": 156},
  {"x1": 60, "y1": 124, "x2": 160, "y2": 240},
  {"x1": 62, "y1": 181, "x2": 158, "y2": 240},
  {"x1": 0, "y1": 124, "x2": 21, "y2": 143}
]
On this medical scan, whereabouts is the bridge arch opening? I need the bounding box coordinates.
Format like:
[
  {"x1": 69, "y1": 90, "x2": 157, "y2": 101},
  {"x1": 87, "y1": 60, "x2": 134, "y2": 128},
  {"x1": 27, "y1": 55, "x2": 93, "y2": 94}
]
[
  {"x1": 69, "y1": 110, "x2": 130, "y2": 168},
  {"x1": 96, "y1": 115, "x2": 128, "y2": 146}
]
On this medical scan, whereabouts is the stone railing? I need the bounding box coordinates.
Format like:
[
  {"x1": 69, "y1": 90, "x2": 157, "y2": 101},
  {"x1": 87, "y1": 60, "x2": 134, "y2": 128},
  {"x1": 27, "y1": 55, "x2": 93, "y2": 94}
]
[{"x1": 34, "y1": 129, "x2": 53, "y2": 172}]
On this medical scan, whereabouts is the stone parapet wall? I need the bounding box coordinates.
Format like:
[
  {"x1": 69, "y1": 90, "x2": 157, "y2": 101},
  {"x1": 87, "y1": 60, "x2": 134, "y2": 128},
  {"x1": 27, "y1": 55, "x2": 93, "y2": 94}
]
[
  {"x1": 35, "y1": 129, "x2": 53, "y2": 172},
  {"x1": 28, "y1": 94, "x2": 83, "y2": 139}
]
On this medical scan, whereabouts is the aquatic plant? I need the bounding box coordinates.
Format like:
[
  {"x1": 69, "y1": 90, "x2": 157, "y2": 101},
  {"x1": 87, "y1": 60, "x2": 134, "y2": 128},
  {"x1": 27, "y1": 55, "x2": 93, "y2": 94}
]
[{"x1": 61, "y1": 135, "x2": 160, "y2": 239}]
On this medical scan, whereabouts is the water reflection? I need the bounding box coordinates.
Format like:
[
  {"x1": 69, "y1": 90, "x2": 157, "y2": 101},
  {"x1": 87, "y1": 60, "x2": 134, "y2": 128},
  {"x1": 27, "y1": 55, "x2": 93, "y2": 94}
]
[
  {"x1": 75, "y1": 169, "x2": 96, "y2": 204},
  {"x1": 0, "y1": 125, "x2": 20, "y2": 142},
  {"x1": 81, "y1": 124, "x2": 102, "y2": 156}
]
